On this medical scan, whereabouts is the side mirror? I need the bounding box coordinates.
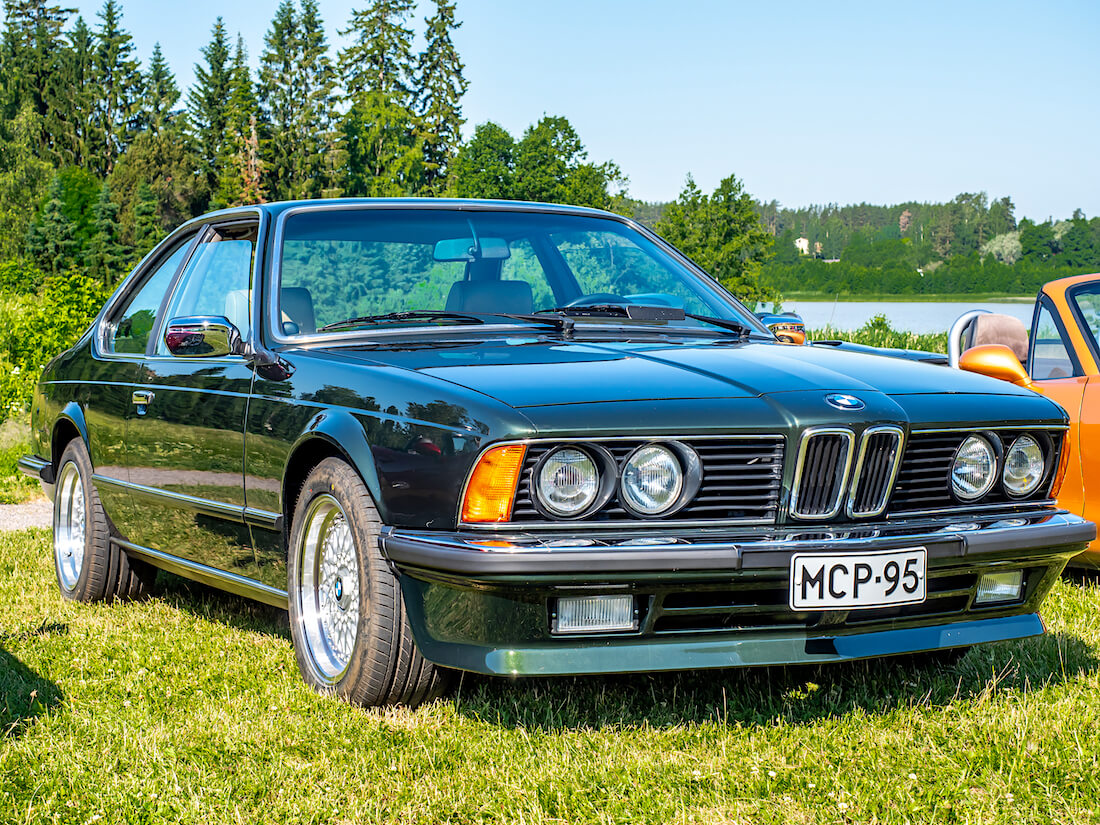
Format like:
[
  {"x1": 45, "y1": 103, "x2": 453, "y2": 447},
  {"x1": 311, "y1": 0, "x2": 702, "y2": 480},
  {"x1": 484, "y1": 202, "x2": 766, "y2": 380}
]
[
  {"x1": 958, "y1": 344, "x2": 1032, "y2": 388},
  {"x1": 163, "y1": 316, "x2": 244, "y2": 358}
]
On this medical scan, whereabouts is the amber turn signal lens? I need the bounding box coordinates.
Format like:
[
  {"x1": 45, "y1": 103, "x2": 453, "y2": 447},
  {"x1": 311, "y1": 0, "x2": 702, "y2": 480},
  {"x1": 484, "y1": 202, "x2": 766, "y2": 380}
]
[
  {"x1": 1050, "y1": 437, "x2": 1071, "y2": 498},
  {"x1": 461, "y1": 445, "x2": 527, "y2": 523}
]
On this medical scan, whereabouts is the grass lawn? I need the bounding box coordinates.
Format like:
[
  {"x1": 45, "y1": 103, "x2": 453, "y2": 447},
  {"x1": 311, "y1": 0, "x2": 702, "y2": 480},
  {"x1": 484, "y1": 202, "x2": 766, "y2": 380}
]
[{"x1": 2, "y1": 531, "x2": 1100, "y2": 824}]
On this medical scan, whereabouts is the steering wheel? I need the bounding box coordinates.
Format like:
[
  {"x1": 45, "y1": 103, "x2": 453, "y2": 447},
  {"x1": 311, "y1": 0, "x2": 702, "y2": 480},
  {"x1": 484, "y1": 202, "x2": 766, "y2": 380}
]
[{"x1": 564, "y1": 293, "x2": 627, "y2": 307}]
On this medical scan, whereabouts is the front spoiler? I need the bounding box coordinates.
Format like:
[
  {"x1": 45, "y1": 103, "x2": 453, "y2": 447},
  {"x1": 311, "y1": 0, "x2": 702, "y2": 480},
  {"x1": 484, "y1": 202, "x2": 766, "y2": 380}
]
[{"x1": 413, "y1": 613, "x2": 1046, "y2": 677}]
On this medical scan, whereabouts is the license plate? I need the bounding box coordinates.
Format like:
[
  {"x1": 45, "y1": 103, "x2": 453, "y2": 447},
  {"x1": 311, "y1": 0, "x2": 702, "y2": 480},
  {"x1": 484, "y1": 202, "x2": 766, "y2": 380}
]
[{"x1": 789, "y1": 547, "x2": 926, "y2": 611}]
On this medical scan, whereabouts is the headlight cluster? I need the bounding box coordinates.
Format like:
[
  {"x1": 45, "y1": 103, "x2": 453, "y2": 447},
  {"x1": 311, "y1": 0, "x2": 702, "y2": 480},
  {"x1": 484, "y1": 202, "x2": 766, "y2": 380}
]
[
  {"x1": 950, "y1": 433, "x2": 1050, "y2": 503},
  {"x1": 533, "y1": 442, "x2": 701, "y2": 519}
]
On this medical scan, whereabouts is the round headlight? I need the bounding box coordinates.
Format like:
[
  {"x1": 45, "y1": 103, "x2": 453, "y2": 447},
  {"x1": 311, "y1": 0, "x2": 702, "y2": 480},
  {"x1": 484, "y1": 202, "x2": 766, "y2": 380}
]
[
  {"x1": 536, "y1": 448, "x2": 599, "y2": 517},
  {"x1": 1003, "y1": 435, "x2": 1045, "y2": 497},
  {"x1": 620, "y1": 445, "x2": 684, "y2": 515},
  {"x1": 951, "y1": 435, "x2": 997, "y2": 501}
]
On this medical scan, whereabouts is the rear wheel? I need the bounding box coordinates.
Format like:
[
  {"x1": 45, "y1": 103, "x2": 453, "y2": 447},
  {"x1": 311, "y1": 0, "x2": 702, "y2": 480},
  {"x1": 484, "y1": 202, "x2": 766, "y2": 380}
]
[
  {"x1": 53, "y1": 439, "x2": 155, "y2": 602},
  {"x1": 287, "y1": 457, "x2": 449, "y2": 707}
]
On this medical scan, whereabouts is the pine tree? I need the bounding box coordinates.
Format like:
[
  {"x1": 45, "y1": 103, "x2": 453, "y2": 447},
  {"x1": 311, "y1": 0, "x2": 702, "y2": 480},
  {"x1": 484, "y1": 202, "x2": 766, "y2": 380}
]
[
  {"x1": 416, "y1": 0, "x2": 466, "y2": 194},
  {"x1": 0, "y1": 102, "x2": 52, "y2": 259},
  {"x1": 139, "y1": 42, "x2": 179, "y2": 134},
  {"x1": 87, "y1": 181, "x2": 126, "y2": 285},
  {"x1": 188, "y1": 17, "x2": 232, "y2": 196},
  {"x1": 91, "y1": 0, "x2": 143, "y2": 175}
]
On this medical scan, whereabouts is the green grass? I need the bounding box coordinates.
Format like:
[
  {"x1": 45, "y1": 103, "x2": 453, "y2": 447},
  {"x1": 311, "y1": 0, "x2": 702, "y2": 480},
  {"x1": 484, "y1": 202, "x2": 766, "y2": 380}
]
[
  {"x1": 2, "y1": 529, "x2": 1100, "y2": 824},
  {"x1": 0, "y1": 419, "x2": 39, "y2": 505}
]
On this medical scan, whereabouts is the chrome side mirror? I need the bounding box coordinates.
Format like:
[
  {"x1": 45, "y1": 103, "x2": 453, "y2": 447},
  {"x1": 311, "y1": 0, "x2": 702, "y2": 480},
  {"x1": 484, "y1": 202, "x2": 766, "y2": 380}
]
[{"x1": 163, "y1": 316, "x2": 244, "y2": 358}]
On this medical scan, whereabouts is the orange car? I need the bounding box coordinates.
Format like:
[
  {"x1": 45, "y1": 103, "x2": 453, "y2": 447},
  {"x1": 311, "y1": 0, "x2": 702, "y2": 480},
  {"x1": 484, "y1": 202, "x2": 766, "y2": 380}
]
[{"x1": 957, "y1": 273, "x2": 1100, "y2": 567}]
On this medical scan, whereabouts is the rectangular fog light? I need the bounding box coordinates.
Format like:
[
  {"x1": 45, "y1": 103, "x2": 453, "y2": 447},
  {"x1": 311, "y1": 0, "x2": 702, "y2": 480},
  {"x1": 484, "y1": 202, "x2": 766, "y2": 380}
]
[
  {"x1": 975, "y1": 570, "x2": 1024, "y2": 604},
  {"x1": 555, "y1": 595, "x2": 637, "y2": 634}
]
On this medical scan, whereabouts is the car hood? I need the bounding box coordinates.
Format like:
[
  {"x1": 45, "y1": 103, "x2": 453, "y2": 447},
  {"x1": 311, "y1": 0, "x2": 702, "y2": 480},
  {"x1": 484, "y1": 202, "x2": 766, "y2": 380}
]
[{"x1": 324, "y1": 336, "x2": 1035, "y2": 408}]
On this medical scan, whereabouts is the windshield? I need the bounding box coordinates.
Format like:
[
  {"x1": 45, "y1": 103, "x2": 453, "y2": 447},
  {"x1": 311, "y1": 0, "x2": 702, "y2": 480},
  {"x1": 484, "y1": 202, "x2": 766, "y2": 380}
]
[{"x1": 275, "y1": 208, "x2": 761, "y2": 336}]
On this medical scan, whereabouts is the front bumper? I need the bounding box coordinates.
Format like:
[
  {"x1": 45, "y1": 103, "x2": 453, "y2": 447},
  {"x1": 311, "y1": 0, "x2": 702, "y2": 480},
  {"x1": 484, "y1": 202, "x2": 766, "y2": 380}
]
[{"x1": 379, "y1": 510, "x2": 1093, "y2": 676}]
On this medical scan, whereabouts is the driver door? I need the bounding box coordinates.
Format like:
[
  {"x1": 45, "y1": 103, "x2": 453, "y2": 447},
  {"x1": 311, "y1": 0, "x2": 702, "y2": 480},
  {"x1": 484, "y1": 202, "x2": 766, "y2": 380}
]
[{"x1": 122, "y1": 219, "x2": 260, "y2": 578}]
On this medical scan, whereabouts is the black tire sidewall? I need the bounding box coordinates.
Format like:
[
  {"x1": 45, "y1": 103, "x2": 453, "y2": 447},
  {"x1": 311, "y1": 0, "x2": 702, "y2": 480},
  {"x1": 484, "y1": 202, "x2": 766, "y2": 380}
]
[{"x1": 287, "y1": 458, "x2": 393, "y2": 703}]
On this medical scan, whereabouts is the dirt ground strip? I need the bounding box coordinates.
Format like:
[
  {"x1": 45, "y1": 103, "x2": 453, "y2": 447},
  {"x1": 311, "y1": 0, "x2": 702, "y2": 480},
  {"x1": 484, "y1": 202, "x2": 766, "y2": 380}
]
[{"x1": 0, "y1": 498, "x2": 51, "y2": 531}]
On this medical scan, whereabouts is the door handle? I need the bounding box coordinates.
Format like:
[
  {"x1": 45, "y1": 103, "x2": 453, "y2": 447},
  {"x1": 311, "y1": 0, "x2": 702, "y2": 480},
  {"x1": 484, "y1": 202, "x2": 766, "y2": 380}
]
[{"x1": 131, "y1": 390, "x2": 155, "y2": 406}]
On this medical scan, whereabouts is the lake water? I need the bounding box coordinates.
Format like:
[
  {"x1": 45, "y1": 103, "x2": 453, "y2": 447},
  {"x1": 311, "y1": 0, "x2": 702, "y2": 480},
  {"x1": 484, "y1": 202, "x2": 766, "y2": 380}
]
[{"x1": 776, "y1": 300, "x2": 1035, "y2": 334}]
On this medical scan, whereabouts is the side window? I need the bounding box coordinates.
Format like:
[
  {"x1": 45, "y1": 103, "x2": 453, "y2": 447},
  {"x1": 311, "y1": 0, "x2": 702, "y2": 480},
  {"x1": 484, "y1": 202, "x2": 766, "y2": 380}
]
[
  {"x1": 1030, "y1": 304, "x2": 1075, "y2": 380},
  {"x1": 108, "y1": 238, "x2": 192, "y2": 355},
  {"x1": 157, "y1": 224, "x2": 257, "y2": 355}
]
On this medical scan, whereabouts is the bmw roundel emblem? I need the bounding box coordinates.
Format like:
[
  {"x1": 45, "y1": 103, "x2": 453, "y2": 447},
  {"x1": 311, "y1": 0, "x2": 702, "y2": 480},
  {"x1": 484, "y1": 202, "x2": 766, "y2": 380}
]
[{"x1": 825, "y1": 393, "x2": 865, "y2": 411}]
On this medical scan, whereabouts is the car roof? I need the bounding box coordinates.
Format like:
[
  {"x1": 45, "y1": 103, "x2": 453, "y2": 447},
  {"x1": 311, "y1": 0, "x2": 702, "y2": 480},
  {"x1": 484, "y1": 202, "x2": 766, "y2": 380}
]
[{"x1": 190, "y1": 198, "x2": 622, "y2": 226}]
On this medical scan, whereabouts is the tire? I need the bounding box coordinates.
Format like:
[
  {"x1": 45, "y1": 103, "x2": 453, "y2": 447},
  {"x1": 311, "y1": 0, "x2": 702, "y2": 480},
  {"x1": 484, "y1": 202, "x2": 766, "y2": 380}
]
[
  {"x1": 52, "y1": 439, "x2": 155, "y2": 602},
  {"x1": 287, "y1": 457, "x2": 449, "y2": 707}
]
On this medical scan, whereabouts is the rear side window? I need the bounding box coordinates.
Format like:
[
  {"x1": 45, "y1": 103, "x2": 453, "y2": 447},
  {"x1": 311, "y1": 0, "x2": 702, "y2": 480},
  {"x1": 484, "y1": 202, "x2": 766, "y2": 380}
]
[{"x1": 108, "y1": 239, "x2": 192, "y2": 355}]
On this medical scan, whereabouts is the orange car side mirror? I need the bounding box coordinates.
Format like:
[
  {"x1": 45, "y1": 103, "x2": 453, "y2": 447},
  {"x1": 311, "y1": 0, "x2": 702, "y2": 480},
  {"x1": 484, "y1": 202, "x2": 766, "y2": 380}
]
[{"x1": 958, "y1": 344, "x2": 1032, "y2": 388}]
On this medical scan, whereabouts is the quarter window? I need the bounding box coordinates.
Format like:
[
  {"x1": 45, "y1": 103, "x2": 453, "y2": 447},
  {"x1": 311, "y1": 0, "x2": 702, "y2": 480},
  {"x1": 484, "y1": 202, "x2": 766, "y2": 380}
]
[
  {"x1": 1030, "y1": 304, "x2": 1075, "y2": 380},
  {"x1": 108, "y1": 238, "x2": 192, "y2": 355},
  {"x1": 157, "y1": 224, "x2": 257, "y2": 355}
]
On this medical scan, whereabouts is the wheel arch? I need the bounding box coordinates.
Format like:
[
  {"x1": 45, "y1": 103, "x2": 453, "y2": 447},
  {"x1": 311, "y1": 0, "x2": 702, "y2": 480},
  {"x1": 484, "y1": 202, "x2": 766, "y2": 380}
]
[
  {"x1": 281, "y1": 410, "x2": 387, "y2": 531},
  {"x1": 51, "y1": 402, "x2": 90, "y2": 476}
]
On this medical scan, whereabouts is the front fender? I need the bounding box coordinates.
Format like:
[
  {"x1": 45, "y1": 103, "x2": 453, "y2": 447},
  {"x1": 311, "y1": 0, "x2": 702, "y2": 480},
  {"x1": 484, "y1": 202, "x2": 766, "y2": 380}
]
[{"x1": 285, "y1": 409, "x2": 386, "y2": 516}]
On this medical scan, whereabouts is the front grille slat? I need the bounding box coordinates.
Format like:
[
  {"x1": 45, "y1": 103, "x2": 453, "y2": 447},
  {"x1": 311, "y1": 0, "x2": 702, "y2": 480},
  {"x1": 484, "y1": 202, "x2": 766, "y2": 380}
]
[{"x1": 849, "y1": 428, "x2": 903, "y2": 517}]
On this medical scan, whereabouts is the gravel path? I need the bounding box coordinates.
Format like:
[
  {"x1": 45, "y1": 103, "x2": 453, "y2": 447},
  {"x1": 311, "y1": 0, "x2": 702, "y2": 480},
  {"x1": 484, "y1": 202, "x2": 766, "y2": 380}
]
[{"x1": 0, "y1": 498, "x2": 51, "y2": 531}]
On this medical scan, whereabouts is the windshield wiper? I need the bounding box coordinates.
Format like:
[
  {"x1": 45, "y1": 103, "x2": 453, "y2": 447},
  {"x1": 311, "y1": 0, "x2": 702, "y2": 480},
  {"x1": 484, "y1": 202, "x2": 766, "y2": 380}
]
[
  {"x1": 538, "y1": 304, "x2": 755, "y2": 340},
  {"x1": 318, "y1": 311, "x2": 486, "y2": 332}
]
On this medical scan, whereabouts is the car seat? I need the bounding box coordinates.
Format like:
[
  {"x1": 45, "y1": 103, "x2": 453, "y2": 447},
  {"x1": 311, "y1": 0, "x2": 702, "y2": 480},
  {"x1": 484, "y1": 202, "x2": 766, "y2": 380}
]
[{"x1": 963, "y1": 314, "x2": 1028, "y2": 363}]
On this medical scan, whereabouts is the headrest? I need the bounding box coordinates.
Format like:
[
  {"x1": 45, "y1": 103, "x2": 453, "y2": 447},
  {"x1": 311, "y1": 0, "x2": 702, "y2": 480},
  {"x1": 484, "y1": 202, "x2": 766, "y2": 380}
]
[
  {"x1": 967, "y1": 313, "x2": 1028, "y2": 363},
  {"x1": 445, "y1": 280, "x2": 533, "y2": 315}
]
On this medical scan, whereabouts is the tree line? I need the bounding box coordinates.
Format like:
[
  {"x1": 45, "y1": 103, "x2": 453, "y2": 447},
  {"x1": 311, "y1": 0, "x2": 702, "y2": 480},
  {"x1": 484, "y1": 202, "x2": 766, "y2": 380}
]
[{"x1": 757, "y1": 194, "x2": 1100, "y2": 296}]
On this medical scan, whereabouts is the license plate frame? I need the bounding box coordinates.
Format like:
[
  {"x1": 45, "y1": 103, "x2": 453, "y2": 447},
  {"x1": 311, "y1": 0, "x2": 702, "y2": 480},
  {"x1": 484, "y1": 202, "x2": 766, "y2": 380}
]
[{"x1": 789, "y1": 547, "x2": 927, "y2": 611}]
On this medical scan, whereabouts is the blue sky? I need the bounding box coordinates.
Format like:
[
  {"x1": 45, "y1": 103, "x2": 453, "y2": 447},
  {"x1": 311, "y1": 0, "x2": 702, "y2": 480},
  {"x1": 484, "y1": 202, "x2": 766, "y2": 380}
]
[{"x1": 66, "y1": 0, "x2": 1100, "y2": 221}]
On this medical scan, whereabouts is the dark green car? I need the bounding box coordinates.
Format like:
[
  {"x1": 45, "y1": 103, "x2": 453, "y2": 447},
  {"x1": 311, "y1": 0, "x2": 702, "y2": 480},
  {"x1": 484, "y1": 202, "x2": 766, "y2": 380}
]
[{"x1": 20, "y1": 199, "x2": 1094, "y2": 707}]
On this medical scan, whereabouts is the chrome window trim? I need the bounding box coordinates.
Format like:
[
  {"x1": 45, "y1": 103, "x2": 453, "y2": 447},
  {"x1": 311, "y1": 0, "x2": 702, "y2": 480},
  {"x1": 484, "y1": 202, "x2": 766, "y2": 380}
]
[
  {"x1": 846, "y1": 425, "x2": 905, "y2": 518},
  {"x1": 94, "y1": 206, "x2": 266, "y2": 362},
  {"x1": 457, "y1": 434, "x2": 785, "y2": 529},
  {"x1": 789, "y1": 427, "x2": 855, "y2": 521},
  {"x1": 264, "y1": 201, "x2": 768, "y2": 348}
]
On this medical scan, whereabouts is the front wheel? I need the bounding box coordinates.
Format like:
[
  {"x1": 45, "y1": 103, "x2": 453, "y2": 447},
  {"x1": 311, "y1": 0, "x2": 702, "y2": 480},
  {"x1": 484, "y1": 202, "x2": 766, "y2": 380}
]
[{"x1": 287, "y1": 457, "x2": 449, "y2": 707}]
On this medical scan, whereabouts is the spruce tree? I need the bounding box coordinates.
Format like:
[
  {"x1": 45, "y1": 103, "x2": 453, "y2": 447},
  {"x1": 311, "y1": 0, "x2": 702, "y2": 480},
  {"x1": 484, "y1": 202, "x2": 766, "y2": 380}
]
[
  {"x1": 140, "y1": 42, "x2": 179, "y2": 134},
  {"x1": 337, "y1": 0, "x2": 422, "y2": 196},
  {"x1": 131, "y1": 181, "x2": 159, "y2": 257},
  {"x1": 25, "y1": 175, "x2": 78, "y2": 274},
  {"x1": 217, "y1": 35, "x2": 264, "y2": 207},
  {"x1": 258, "y1": 0, "x2": 335, "y2": 200},
  {"x1": 296, "y1": 0, "x2": 336, "y2": 198},
  {"x1": 188, "y1": 17, "x2": 232, "y2": 196},
  {"x1": 50, "y1": 15, "x2": 96, "y2": 167},
  {"x1": 88, "y1": 181, "x2": 126, "y2": 285},
  {"x1": 91, "y1": 0, "x2": 143, "y2": 175},
  {"x1": 339, "y1": 0, "x2": 416, "y2": 99},
  {"x1": 416, "y1": 0, "x2": 466, "y2": 194},
  {"x1": 1, "y1": 1, "x2": 76, "y2": 160}
]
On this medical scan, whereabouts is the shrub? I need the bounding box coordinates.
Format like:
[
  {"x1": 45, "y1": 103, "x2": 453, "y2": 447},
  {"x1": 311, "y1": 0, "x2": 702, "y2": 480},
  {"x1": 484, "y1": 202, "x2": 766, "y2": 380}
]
[{"x1": 0, "y1": 267, "x2": 110, "y2": 419}]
